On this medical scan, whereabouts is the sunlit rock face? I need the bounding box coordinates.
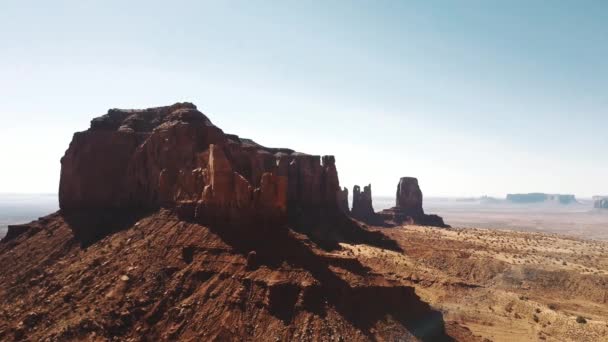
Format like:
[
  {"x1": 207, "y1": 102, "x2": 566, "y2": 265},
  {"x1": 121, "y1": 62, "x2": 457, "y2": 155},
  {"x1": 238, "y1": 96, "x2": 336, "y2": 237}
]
[{"x1": 59, "y1": 103, "x2": 344, "y2": 226}]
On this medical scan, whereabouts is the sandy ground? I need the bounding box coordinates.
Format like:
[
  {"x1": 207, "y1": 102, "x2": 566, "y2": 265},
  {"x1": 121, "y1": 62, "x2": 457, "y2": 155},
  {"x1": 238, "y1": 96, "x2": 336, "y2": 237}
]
[{"x1": 339, "y1": 224, "x2": 608, "y2": 342}]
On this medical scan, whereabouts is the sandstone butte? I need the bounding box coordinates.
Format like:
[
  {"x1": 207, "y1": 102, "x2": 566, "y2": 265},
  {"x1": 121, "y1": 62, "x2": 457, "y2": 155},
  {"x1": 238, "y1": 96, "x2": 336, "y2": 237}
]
[
  {"x1": 346, "y1": 177, "x2": 447, "y2": 228},
  {"x1": 0, "y1": 103, "x2": 479, "y2": 341},
  {"x1": 351, "y1": 184, "x2": 375, "y2": 222},
  {"x1": 378, "y1": 177, "x2": 448, "y2": 227},
  {"x1": 58, "y1": 102, "x2": 344, "y2": 242}
]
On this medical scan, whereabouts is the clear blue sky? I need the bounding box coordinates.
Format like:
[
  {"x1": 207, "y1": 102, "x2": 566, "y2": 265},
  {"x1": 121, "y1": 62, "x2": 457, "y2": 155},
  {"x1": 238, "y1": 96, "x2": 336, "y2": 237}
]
[{"x1": 1, "y1": 1, "x2": 606, "y2": 197}]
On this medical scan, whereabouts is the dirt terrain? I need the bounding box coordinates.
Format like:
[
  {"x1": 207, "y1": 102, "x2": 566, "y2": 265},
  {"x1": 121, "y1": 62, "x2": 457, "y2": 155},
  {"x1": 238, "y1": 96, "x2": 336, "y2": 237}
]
[
  {"x1": 2, "y1": 211, "x2": 606, "y2": 341},
  {"x1": 341, "y1": 224, "x2": 608, "y2": 342},
  {"x1": 0, "y1": 210, "x2": 486, "y2": 341}
]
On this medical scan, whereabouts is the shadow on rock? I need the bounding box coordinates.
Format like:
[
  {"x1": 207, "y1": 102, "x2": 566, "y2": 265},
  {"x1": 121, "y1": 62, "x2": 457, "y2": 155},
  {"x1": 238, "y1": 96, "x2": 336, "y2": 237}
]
[
  {"x1": 62, "y1": 208, "x2": 152, "y2": 248},
  {"x1": 183, "y1": 214, "x2": 451, "y2": 341},
  {"x1": 288, "y1": 209, "x2": 403, "y2": 253}
]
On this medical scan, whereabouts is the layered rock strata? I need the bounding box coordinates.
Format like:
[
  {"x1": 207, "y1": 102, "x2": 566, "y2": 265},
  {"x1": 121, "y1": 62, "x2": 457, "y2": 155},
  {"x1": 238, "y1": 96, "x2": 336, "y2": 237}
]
[{"x1": 59, "y1": 103, "x2": 343, "y2": 227}]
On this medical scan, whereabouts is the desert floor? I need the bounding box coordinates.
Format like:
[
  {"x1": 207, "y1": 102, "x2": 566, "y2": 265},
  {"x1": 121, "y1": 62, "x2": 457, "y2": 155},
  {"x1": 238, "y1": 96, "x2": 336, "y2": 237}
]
[{"x1": 340, "y1": 224, "x2": 608, "y2": 342}]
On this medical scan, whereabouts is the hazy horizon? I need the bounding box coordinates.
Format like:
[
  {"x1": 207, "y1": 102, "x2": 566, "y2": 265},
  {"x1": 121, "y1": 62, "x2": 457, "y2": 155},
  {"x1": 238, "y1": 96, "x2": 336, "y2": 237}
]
[
  {"x1": 2, "y1": 192, "x2": 606, "y2": 241},
  {"x1": 0, "y1": 192, "x2": 603, "y2": 200},
  {"x1": 1, "y1": 1, "x2": 607, "y2": 197}
]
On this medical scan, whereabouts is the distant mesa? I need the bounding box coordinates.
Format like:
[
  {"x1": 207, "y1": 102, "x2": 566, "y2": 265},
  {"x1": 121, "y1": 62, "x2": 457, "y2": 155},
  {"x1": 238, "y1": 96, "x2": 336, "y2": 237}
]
[
  {"x1": 455, "y1": 195, "x2": 501, "y2": 204},
  {"x1": 593, "y1": 196, "x2": 608, "y2": 209},
  {"x1": 378, "y1": 177, "x2": 448, "y2": 227},
  {"x1": 506, "y1": 193, "x2": 578, "y2": 204}
]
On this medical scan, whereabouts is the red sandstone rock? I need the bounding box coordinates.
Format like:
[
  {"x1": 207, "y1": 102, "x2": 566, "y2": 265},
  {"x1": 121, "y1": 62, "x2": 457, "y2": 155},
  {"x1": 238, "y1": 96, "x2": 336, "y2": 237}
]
[
  {"x1": 337, "y1": 187, "x2": 349, "y2": 213},
  {"x1": 351, "y1": 184, "x2": 375, "y2": 221},
  {"x1": 59, "y1": 103, "x2": 344, "y2": 227},
  {"x1": 379, "y1": 177, "x2": 448, "y2": 227},
  {"x1": 0, "y1": 103, "x2": 463, "y2": 342},
  {"x1": 0, "y1": 210, "x2": 457, "y2": 341},
  {"x1": 396, "y1": 177, "x2": 424, "y2": 217}
]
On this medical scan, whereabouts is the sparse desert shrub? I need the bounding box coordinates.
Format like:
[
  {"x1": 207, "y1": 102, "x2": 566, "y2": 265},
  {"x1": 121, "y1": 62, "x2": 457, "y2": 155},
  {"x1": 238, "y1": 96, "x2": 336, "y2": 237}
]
[
  {"x1": 576, "y1": 316, "x2": 587, "y2": 324},
  {"x1": 535, "y1": 308, "x2": 541, "y2": 313},
  {"x1": 533, "y1": 314, "x2": 539, "y2": 323}
]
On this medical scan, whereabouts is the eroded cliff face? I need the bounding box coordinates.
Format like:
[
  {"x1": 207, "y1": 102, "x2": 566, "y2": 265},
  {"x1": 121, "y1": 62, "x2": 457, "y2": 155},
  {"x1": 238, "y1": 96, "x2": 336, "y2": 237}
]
[
  {"x1": 351, "y1": 184, "x2": 375, "y2": 221},
  {"x1": 59, "y1": 103, "x2": 342, "y2": 226}
]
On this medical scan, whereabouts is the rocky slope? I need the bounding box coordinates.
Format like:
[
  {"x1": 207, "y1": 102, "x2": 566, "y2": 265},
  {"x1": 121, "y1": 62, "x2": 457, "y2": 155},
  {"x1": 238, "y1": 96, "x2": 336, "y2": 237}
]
[{"x1": 0, "y1": 103, "x2": 470, "y2": 341}]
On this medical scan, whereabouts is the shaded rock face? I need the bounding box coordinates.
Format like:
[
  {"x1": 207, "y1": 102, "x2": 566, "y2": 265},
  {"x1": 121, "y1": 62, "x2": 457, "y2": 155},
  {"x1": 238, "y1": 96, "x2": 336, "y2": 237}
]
[
  {"x1": 594, "y1": 196, "x2": 608, "y2": 209},
  {"x1": 351, "y1": 184, "x2": 375, "y2": 221},
  {"x1": 337, "y1": 187, "x2": 349, "y2": 213},
  {"x1": 379, "y1": 177, "x2": 447, "y2": 228},
  {"x1": 59, "y1": 103, "x2": 343, "y2": 227},
  {"x1": 395, "y1": 177, "x2": 424, "y2": 217}
]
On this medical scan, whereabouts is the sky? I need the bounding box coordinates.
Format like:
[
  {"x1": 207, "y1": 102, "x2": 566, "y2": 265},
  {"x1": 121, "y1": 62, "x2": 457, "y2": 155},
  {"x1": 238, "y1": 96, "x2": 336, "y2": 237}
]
[{"x1": 0, "y1": 1, "x2": 607, "y2": 197}]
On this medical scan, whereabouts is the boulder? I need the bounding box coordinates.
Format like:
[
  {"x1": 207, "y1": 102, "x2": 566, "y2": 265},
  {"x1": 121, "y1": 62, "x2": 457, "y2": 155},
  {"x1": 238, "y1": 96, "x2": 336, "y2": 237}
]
[{"x1": 506, "y1": 193, "x2": 578, "y2": 204}]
